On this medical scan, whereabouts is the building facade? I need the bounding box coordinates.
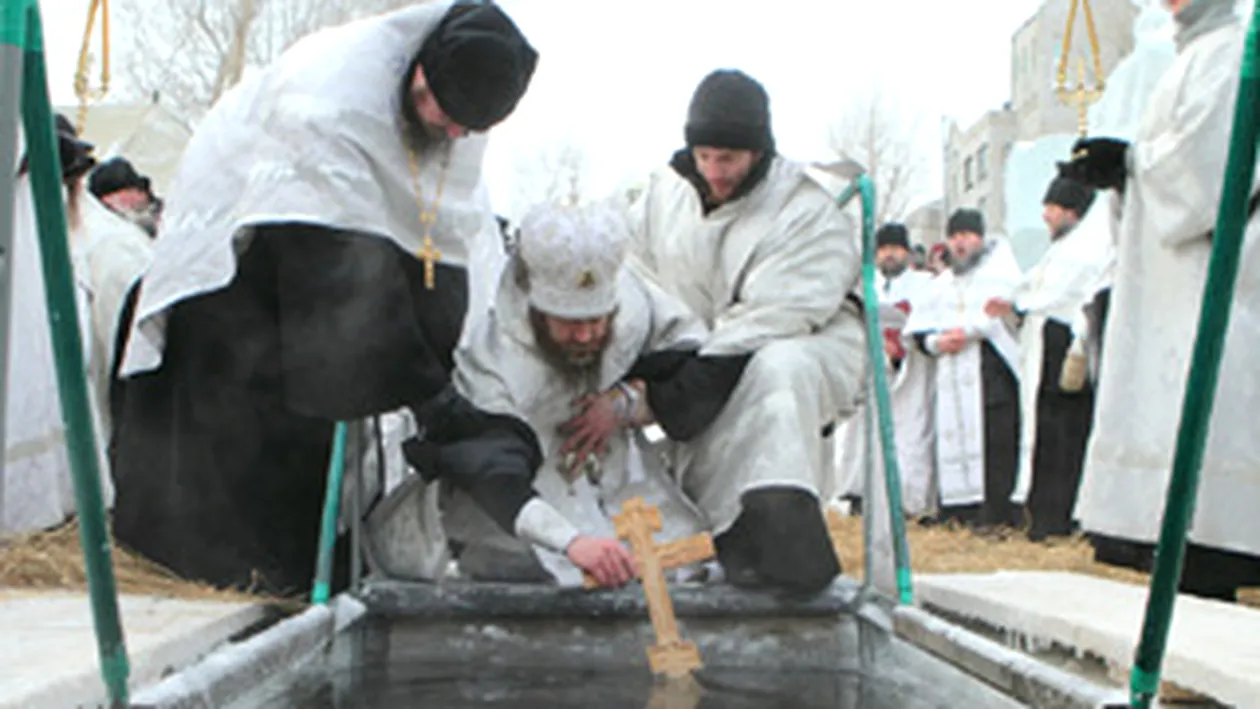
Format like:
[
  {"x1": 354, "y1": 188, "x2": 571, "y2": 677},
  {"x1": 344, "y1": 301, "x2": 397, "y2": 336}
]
[
  {"x1": 942, "y1": 108, "x2": 1019, "y2": 235},
  {"x1": 942, "y1": 0, "x2": 1140, "y2": 234}
]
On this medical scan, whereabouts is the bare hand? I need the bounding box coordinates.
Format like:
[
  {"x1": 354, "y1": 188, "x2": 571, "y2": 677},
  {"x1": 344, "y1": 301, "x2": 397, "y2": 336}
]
[
  {"x1": 984, "y1": 298, "x2": 1014, "y2": 318},
  {"x1": 558, "y1": 391, "x2": 623, "y2": 475},
  {"x1": 567, "y1": 536, "x2": 637, "y2": 588},
  {"x1": 935, "y1": 328, "x2": 968, "y2": 354}
]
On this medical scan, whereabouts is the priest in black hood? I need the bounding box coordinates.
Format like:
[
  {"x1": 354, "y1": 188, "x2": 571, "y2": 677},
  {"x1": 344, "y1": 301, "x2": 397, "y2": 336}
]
[{"x1": 109, "y1": 1, "x2": 538, "y2": 594}]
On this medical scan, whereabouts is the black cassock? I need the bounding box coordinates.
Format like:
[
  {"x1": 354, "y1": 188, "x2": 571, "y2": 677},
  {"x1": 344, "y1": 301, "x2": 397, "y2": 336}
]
[
  {"x1": 1026, "y1": 320, "x2": 1095, "y2": 540},
  {"x1": 109, "y1": 223, "x2": 467, "y2": 595}
]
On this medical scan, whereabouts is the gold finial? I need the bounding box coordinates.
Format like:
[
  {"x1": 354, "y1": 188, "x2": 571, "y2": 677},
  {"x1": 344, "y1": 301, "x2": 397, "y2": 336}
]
[{"x1": 1054, "y1": 0, "x2": 1106, "y2": 138}]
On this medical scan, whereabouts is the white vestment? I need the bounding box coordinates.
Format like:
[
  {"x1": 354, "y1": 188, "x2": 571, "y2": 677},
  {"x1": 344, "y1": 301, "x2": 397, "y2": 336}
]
[
  {"x1": 905, "y1": 239, "x2": 1024, "y2": 507},
  {"x1": 119, "y1": 0, "x2": 502, "y2": 377},
  {"x1": 1009, "y1": 208, "x2": 1113, "y2": 504},
  {"x1": 625, "y1": 156, "x2": 866, "y2": 534},
  {"x1": 835, "y1": 268, "x2": 938, "y2": 516},
  {"x1": 2, "y1": 173, "x2": 121, "y2": 534},
  {"x1": 70, "y1": 194, "x2": 154, "y2": 441},
  {"x1": 1076, "y1": 15, "x2": 1260, "y2": 558},
  {"x1": 442, "y1": 266, "x2": 710, "y2": 586}
]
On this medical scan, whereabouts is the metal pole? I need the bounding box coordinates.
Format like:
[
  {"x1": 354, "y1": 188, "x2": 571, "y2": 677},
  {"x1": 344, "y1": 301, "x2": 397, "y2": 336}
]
[
  {"x1": 312, "y1": 421, "x2": 348, "y2": 605},
  {"x1": 0, "y1": 1, "x2": 27, "y2": 531},
  {"x1": 18, "y1": 3, "x2": 130, "y2": 706},
  {"x1": 349, "y1": 420, "x2": 363, "y2": 594},
  {"x1": 856, "y1": 175, "x2": 914, "y2": 606},
  {"x1": 1128, "y1": 7, "x2": 1260, "y2": 707}
]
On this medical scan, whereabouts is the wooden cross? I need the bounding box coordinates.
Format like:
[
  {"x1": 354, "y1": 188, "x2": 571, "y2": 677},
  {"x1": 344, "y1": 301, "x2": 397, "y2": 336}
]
[
  {"x1": 416, "y1": 233, "x2": 441, "y2": 290},
  {"x1": 605, "y1": 497, "x2": 710, "y2": 678},
  {"x1": 581, "y1": 531, "x2": 715, "y2": 590}
]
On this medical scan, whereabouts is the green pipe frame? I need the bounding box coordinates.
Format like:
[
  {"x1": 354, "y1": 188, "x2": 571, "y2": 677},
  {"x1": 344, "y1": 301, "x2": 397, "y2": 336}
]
[
  {"x1": 311, "y1": 420, "x2": 348, "y2": 605},
  {"x1": 1128, "y1": 5, "x2": 1260, "y2": 707},
  {"x1": 837, "y1": 175, "x2": 915, "y2": 606},
  {"x1": 3, "y1": 0, "x2": 131, "y2": 705}
]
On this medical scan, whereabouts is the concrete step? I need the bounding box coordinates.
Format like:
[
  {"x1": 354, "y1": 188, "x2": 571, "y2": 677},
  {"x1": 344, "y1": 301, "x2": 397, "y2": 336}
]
[
  {"x1": 0, "y1": 589, "x2": 270, "y2": 708},
  {"x1": 914, "y1": 571, "x2": 1260, "y2": 708}
]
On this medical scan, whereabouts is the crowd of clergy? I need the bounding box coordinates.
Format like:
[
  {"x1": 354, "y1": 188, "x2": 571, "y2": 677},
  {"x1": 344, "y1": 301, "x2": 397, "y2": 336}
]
[{"x1": 6, "y1": 0, "x2": 1257, "y2": 605}]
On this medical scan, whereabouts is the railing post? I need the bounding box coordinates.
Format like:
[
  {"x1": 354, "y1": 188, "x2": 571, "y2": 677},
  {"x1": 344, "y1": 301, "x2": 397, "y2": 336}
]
[{"x1": 15, "y1": 2, "x2": 131, "y2": 705}]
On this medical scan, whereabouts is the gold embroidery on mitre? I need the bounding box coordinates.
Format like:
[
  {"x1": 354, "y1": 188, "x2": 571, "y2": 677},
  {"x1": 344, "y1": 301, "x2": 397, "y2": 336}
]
[{"x1": 578, "y1": 270, "x2": 597, "y2": 289}]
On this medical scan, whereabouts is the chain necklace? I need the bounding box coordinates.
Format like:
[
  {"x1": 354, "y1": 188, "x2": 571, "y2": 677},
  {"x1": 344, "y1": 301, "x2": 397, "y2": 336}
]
[{"x1": 408, "y1": 144, "x2": 451, "y2": 290}]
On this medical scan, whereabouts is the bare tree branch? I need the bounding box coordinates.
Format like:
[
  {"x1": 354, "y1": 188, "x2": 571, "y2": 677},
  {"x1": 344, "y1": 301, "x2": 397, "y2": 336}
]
[
  {"x1": 119, "y1": 0, "x2": 425, "y2": 125},
  {"x1": 509, "y1": 140, "x2": 598, "y2": 217},
  {"x1": 827, "y1": 88, "x2": 928, "y2": 225}
]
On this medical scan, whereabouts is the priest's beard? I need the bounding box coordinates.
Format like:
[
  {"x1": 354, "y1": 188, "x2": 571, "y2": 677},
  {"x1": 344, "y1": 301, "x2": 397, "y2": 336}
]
[
  {"x1": 529, "y1": 309, "x2": 615, "y2": 388},
  {"x1": 950, "y1": 240, "x2": 995, "y2": 276},
  {"x1": 113, "y1": 201, "x2": 161, "y2": 237},
  {"x1": 398, "y1": 71, "x2": 452, "y2": 156},
  {"x1": 878, "y1": 257, "x2": 908, "y2": 279}
]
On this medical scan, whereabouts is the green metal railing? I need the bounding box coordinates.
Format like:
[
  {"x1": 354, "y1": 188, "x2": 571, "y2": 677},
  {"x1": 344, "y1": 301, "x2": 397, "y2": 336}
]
[
  {"x1": 836, "y1": 174, "x2": 915, "y2": 606},
  {"x1": 1128, "y1": 5, "x2": 1260, "y2": 707},
  {"x1": 1, "y1": 0, "x2": 131, "y2": 706},
  {"x1": 311, "y1": 420, "x2": 348, "y2": 605}
]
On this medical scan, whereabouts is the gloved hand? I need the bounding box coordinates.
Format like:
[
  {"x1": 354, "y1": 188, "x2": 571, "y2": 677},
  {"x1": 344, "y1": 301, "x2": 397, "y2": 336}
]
[{"x1": 1060, "y1": 137, "x2": 1130, "y2": 191}]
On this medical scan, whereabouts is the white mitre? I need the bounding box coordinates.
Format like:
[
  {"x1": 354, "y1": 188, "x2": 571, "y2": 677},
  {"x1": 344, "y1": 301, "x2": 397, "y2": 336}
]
[{"x1": 517, "y1": 202, "x2": 627, "y2": 319}]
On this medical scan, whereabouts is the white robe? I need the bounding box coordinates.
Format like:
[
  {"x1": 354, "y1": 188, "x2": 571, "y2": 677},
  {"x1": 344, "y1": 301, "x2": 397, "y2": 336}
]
[
  {"x1": 1075, "y1": 15, "x2": 1260, "y2": 558},
  {"x1": 905, "y1": 239, "x2": 1024, "y2": 507},
  {"x1": 835, "y1": 268, "x2": 938, "y2": 516},
  {"x1": 442, "y1": 265, "x2": 711, "y2": 586},
  {"x1": 1, "y1": 175, "x2": 129, "y2": 534},
  {"x1": 625, "y1": 156, "x2": 866, "y2": 534},
  {"x1": 119, "y1": 0, "x2": 503, "y2": 378},
  {"x1": 1009, "y1": 208, "x2": 1113, "y2": 504},
  {"x1": 70, "y1": 194, "x2": 154, "y2": 441}
]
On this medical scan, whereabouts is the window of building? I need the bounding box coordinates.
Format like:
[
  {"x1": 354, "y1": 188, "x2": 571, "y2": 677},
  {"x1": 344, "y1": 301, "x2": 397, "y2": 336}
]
[
  {"x1": 964, "y1": 157, "x2": 974, "y2": 191},
  {"x1": 977, "y1": 144, "x2": 989, "y2": 181}
]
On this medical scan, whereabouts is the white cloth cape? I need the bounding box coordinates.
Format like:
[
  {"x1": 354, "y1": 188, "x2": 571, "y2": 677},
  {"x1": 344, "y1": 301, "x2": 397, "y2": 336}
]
[
  {"x1": 442, "y1": 264, "x2": 710, "y2": 586},
  {"x1": 1076, "y1": 18, "x2": 1260, "y2": 558},
  {"x1": 625, "y1": 156, "x2": 867, "y2": 533},
  {"x1": 835, "y1": 268, "x2": 938, "y2": 516},
  {"x1": 904, "y1": 239, "x2": 1023, "y2": 506},
  {"x1": 1009, "y1": 208, "x2": 1113, "y2": 504},
  {"x1": 120, "y1": 0, "x2": 503, "y2": 377}
]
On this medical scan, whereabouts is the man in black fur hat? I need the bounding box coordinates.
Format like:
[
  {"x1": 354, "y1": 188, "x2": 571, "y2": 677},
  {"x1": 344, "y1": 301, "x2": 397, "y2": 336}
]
[
  {"x1": 986, "y1": 174, "x2": 1109, "y2": 540},
  {"x1": 617, "y1": 69, "x2": 867, "y2": 595},
  {"x1": 109, "y1": 1, "x2": 537, "y2": 593},
  {"x1": 905, "y1": 208, "x2": 1024, "y2": 530},
  {"x1": 88, "y1": 156, "x2": 162, "y2": 237}
]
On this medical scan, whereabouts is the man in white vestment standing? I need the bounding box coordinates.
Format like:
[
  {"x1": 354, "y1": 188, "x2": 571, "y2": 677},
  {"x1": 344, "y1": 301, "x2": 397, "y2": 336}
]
[
  {"x1": 836, "y1": 223, "x2": 937, "y2": 517},
  {"x1": 987, "y1": 174, "x2": 1111, "y2": 540},
  {"x1": 623, "y1": 69, "x2": 866, "y2": 595},
  {"x1": 108, "y1": 1, "x2": 538, "y2": 593},
  {"x1": 1064, "y1": 0, "x2": 1260, "y2": 601},
  {"x1": 905, "y1": 209, "x2": 1024, "y2": 529},
  {"x1": 404, "y1": 202, "x2": 737, "y2": 588}
]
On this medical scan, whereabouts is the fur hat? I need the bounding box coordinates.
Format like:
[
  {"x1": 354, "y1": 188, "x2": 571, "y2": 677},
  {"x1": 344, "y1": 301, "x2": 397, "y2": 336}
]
[
  {"x1": 417, "y1": 2, "x2": 538, "y2": 132},
  {"x1": 1042, "y1": 174, "x2": 1096, "y2": 216},
  {"x1": 517, "y1": 202, "x2": 626, "y2": 319},
  {"x1": 876, "y1": 222, "x2": 910, "y2": 249},
  {"x1": 946, "y1": 208, "x2": 985, "y2": 237}
]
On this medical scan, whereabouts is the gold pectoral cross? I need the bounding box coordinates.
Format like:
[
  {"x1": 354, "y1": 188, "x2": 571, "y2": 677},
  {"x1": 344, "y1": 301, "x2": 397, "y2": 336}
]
[
  {"x1": 416, "y1": 234, "x2": 441, "y2": 290},
  {"x1": 409, "y1": 147, "x2": 450, "y2": 291}
]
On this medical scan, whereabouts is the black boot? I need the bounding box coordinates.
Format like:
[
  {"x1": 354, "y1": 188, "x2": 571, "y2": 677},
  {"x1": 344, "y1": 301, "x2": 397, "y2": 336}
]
[{"x1": 714, "y1": 487, "x2": 841, "y2": 597}]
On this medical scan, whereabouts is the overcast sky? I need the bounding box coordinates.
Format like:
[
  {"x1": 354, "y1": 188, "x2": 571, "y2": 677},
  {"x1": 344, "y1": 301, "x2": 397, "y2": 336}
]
[{"x1": 44, "y1": 0, "x2": 1121, "y2": 214}]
